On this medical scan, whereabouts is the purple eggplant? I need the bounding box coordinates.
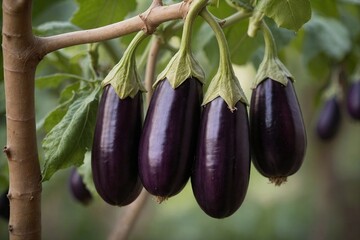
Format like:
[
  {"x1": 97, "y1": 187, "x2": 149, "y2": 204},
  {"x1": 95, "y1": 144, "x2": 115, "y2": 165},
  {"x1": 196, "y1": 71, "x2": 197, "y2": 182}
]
[
  {"x1": 139, "y1": 78, "x2": 202, "y2": 199},
  {"x1": 316, "y1": 96, "x2": 341, "y2": 140},
  {"x1": 191, "y1": 98, "x2": 250, "y2": 218},
  {"x1": 347, "y1": 81, "x2": 360, "y2": 120},
  {"x1": 250, "y1": 78, "x2": 307, "y2": 185},
  {"x1": 0, "y1": 189, "x2": 9, "y2": 220},
  {"x1": 92, "y1": 85, "x2": 143, "y2": 206},
  {"x1": 69, "y1": 168, "x2": 92, "y2": 205}
]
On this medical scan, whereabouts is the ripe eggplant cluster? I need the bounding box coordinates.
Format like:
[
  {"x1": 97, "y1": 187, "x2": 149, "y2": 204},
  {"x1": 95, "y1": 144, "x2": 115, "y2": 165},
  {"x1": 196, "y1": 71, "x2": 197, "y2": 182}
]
[{"x1": 90, "y1": 11, "x2": 307, "y2": 219}]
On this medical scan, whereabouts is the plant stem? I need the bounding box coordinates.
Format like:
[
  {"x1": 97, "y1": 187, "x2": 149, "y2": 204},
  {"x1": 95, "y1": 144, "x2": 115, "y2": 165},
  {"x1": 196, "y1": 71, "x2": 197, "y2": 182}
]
[
  {"x1": 145, "y1": 36, "x2": 163, "y2": 106},
  {"x1": 39, "y1": 2, "x2": 190, "y2": 55},
  {"x1": 2, "y1": 0, "x2": 42, "y2": 239},
  {"x1": 123, "y1": 31, "x2": 148, "y2": 60},
  {"x1": 261, "y1": 21, "x2": 278, "y2": 60},
  {"x1": 179, "y1": 0, "x2": 209, "y2": 53},
  {"x1": 222, "y1": 11, "x2": 252, "y2": 28},
  {"x1": 200, "y1": 9, "x2": 233, "y2": 75},
  {"x1": 108, "y1": 190, "x2": 150, "y2": 240}
]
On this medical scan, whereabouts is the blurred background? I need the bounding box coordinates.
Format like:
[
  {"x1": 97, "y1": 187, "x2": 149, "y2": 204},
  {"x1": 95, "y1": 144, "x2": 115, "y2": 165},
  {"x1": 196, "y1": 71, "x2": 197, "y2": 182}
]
[{"x1": 1, "y1": 0, "x2": 359, "y2": 239}]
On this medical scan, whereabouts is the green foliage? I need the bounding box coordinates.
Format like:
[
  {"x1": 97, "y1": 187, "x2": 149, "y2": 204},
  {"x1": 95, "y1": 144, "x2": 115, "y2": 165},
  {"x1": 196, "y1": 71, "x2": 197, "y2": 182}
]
[
  {"x1": 35, "y1": 73, "x2": 87, "y2": 89},
  {"x1": 33, "y1": 21, "x2": 80, "y2": 36},
  {"x1": 41, "y1": 86, "x2": 100, "y2": 181},
  {"x1": 303, "y1": 14, "x2": 351, "y2": 62},
  {"x1": 71, "y1": 0, "x2": 137, "y2": 29},
  {"x1": 261, "y1": 0, "x2": 311, "y2": 31},
  {"x1": 77, "y1": 151, "x2": 97, "y2": 196}
]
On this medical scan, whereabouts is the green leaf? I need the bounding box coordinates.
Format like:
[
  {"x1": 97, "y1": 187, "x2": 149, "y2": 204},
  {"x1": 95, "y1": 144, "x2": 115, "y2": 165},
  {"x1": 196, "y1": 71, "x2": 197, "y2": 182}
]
[
  {"x1": 340, "y1": 0, "x2": 360, "y2": 4},
  {"x1": 310, "y1": 0, "x2": 339, "y2": 17},
  {"x1": 43, "y1": 94, "x2": 76, "y2": 134},
  {"x1": 35, "y1": 73, "x2": 87, "y2": 89},
  {"x1": 0, "y1": 159, "x2": 9, "y2": 193},
  {"x1": 78, "y1": 151, "x2": 97, "y2": 196},
  {"x1": 262, "y1": 0, "x2": 311, "y2": 31},
  {"x1": 32, "y1": 0, "x2": 77, "y2": 26},
  {"x1": 221, "y1": 19, "x2": 263, "y2": 65},
  {"x1": 225, "y1": 0, "x2": 254, "y2": 11},
  {"x1": 41, "y1": 86, "x2": 100, "y2": 181},
  {"x1": 60, "y1": 82, "x2": 81, "y2": 103},
  {"x1": 33, "y1": 21, "x2": 80, "y2": 36},
  {"x1": 0, "y1": 82, "x2": 5, "y2": 114},
  {"x1": 71, "y1": 0, "x2": 137, "y2": 29},
  {"x1": 303, "y1": 15, "x2": 352, "y2": 61}
]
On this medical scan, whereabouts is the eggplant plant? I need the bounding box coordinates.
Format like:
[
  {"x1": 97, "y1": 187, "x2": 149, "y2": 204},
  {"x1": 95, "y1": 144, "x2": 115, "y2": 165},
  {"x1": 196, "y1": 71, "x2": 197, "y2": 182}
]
[{"x1": 3, "y1": 0, "x2": 360, "y2": 239}]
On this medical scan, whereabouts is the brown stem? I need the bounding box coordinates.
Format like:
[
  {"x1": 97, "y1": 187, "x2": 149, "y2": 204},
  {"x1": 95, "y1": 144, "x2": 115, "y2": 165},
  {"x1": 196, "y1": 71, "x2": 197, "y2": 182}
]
[
  {"x1": 2, "y1": 0, "x2": 42, "y2": 240},
  {"x1": 145, "y1": 36, "x2": 163, "y2": 106},
  {"x1": 38, "y1": 2, "x2": 189, "y2": 56},
  {"x1": 108, "y1": 190, "x2": 150, "y2": 240}
]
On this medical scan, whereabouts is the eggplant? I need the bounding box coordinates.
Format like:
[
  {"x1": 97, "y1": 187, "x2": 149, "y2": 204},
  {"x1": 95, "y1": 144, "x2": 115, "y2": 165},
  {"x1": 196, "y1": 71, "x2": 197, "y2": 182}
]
[
  {"x1": 139, "y1": 78, "x2": 202, "y2": 199},
  {"x1": 92, "y1": 85, "x2": 143, "y2": 206},
  {"x1": 191, "y1": 97, "x2": 250, "y2": 218},
  {"x1": 347, "y1": 81, "x2": 360, "y2": 120},
  {"x1": 250, "y1": 78, "x2": 307, "y2": 185},
  {"x1": 316, "y1": 96, "x2": 341, "y2": 140},
  {"x1": 0, "y1": 189, "x2": 9, "y2": 220},
  {"x1": 69, "y1": 168, "x2": 92, "y2": 205}
]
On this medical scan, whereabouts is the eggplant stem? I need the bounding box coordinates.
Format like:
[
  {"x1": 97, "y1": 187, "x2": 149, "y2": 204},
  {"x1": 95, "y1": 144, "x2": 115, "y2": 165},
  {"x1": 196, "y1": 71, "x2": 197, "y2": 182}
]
[
  {"x1": 269, "y1": 177, "x2": 287, "y2": 186},
  {"x1": 156, "y1": 196, "x2": 168, "y2": 204}
]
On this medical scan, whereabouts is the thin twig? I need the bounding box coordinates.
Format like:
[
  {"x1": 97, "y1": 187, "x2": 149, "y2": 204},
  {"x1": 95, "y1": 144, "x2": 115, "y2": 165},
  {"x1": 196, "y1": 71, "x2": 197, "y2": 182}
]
[
  {"x1": 38, "y1": 2, "x2": 189, "y2": 56},
  {"x1": 108, "y1": 190, "x2": 150, "y2": 240},
  {"x1": 145, "y1": 36, "x2": 163, "y2": 106}
]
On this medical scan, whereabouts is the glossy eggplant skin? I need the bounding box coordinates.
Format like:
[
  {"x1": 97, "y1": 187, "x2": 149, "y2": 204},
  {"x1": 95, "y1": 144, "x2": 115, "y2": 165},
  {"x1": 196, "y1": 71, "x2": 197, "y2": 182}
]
[
  {"x1": 0, "y1": 189, "x2": 9, "y2": 220},
  {"x1": 69, "y1": 168, "x2": 92, "y2": 205},
  {"x1": 139, "y1": 78, "x2": 202, "y2": 198},
  {"x1": 347, "y1": 81, "x2": 360, "y2": 120},
  {"x1": 250, "y1": 78, "x2": 306, "y2": 180},
  {"x1": 191, "y1": 98, "x2": 250, "y2": 218},
  {"x1": 92, "y1": 85, "x2": 143, "y2": 206},
  {"x1": 316, "y1": 96, "x2": 341, "y2": 140}
]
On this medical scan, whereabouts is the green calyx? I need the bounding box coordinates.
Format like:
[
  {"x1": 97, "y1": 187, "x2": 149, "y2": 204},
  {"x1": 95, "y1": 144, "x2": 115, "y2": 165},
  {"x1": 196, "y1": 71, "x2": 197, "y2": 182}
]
[
  {"x1": 154, "y1": 0, "x2": 208, "y2": 89},
  {"x1": 154, "y1": 50, "x2": 205, "y2": 88},
  {"x1": 323, "y1": 67, "x2": 343, "y2": 100},
  {"x1": 201, "y1": 9, "x2": 248, "y2": 110},
  {"x1": 254, "y1": 21, "x2": 293, "y2": 88},
  {"x1": 209, "y1": 0, "x2": 220, "y2": 7},
  {"x1": 203, "y1": 68, "x2": 248, "y2": 110},
  {"x1": 102, "y1": 31, "x2": 148, "y2": 99}
]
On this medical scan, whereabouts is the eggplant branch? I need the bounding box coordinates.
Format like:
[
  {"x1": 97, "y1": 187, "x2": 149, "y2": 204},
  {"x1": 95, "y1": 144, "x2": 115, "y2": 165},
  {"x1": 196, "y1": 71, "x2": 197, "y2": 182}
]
[
  {"x1": 38, "y1": 2, "x2": 190, "y2": 56},
  {"x1": 145, "y1": 36, "x2": 163, "y2": 105}
]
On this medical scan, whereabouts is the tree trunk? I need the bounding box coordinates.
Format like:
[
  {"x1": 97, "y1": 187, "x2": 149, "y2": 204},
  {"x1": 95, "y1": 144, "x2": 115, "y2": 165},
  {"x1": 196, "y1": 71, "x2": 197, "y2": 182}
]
[{"x1": 2, "y1": 1, "x2": 41, "y2": 239}]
